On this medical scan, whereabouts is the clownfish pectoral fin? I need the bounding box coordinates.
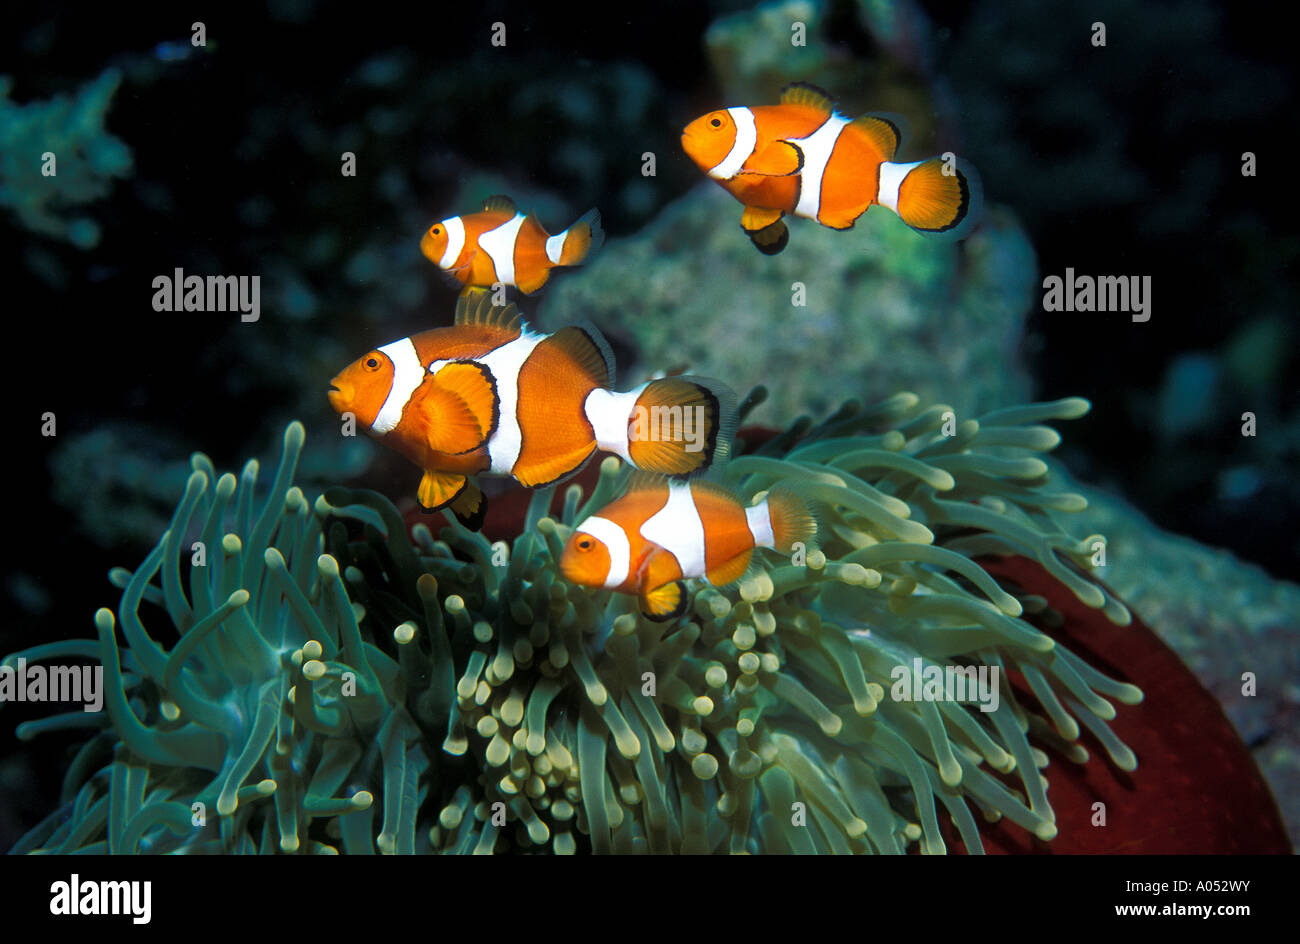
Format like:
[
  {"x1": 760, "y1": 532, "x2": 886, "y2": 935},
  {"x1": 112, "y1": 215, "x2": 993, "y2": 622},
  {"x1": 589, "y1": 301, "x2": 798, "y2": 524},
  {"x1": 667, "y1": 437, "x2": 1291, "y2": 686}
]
[
  {"x1": 780, "y1": 81, "x2": 836, "y2": 114},
  {"x1": 408, "y1": 378, "x2": 490, "y2": 455},
  {"x1": 417, "y1": 469, "x2": 469, "y2": 511},
  {"x1": 431, "y1": 361, "x2": 498, "y2": 440},
  {"x1": 437, "y1": 251, "x2": 477, "y2": 288},
  {"x1": 482, "y1": 194, "x2": 518, "y2": 214},
  {"x1": 640, "y1": 579, "x2": 688, "y2": 621},
  {"x1": 740, "y1": 206, "x2": 784, "y2": 233},
  {"x1": 740, "y1": 140, "x2": 803, "y2": 177},
  {"x1": 747, "y1": 218, "x2": 789, "y2": 255},
  {"x1": 447, "y1": 480, "x2": 488, "y2": 531}
]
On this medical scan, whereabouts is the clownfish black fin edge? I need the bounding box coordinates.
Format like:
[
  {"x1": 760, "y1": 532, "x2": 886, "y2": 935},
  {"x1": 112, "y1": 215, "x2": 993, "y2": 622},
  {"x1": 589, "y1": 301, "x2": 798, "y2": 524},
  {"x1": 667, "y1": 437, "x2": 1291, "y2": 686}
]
[
  {"x1": 641, "y1": 580, "x2": 688, "y2": 622},
  {"x1": 748, "y1": 219, "x2": 789, "y2": 255},
  {"x1": 446, "y1": 482, "x2": 489, "y2": 532}
]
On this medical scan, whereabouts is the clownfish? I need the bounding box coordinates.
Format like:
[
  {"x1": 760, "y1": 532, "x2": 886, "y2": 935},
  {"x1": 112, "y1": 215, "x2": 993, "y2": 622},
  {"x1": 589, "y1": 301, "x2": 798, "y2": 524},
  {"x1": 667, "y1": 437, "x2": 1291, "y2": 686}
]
[
  {"x1": 419, "y1": 195, "x2": 604, "y2": 295},
  {"x1": 328, "y1": 293, "x2": 735, "y2": 529},
  {"x1": 681, "y1": 82, "x2": 979, "y2": 254},
  {"x1": 560, "y1": 476, "x2": 815, "y2": 620}
]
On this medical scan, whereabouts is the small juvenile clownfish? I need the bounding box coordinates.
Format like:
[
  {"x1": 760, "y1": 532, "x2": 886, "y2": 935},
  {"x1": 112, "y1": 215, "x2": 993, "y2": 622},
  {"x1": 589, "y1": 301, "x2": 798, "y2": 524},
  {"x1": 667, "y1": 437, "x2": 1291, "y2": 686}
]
[
  {"x1": 681, "y1": 82, "x2": 980, "y2": 254},
  {"x1": 328, "y1": 293, "x2": 735, "y2": 529},
  {"x1": 561, "y1": 476, "x2": 816, "y2": 620},
  {"x1": 419, "y1": 195, "x2": 605, "y2": 295}
]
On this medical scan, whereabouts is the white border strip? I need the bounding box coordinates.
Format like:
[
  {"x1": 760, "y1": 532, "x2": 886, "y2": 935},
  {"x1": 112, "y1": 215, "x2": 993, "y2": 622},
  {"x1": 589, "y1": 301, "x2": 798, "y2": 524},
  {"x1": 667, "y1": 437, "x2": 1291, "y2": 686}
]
[
  {"x1": 708, "y1": 107, "x2": 758, "y2": 180},
  {"x1": 371, "y1": 337, "x2": 425, "y2": 435}
]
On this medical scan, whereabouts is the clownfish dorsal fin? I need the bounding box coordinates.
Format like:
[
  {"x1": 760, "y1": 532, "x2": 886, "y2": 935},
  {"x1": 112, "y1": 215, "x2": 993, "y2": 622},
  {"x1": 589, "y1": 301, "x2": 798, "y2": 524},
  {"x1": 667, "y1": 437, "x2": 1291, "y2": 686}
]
[
  {"x1": 453, "y1": 289, "x2": 523, "y2": 336},
  {"x1": 545, "y1": 322, "x2": 615, "y2": 388},
  {"x1": 780, "y1": 81, "x2": 836, "y2": 114},
  {"x1": 848, "y1": 114, "x2": 902, "y2": 161},
  {"x1": 431, "y1": 361, "x2": 498, "y2": 440},
  {"x1": 482, "y1": 194, "x2": 518, "y2": 214}
]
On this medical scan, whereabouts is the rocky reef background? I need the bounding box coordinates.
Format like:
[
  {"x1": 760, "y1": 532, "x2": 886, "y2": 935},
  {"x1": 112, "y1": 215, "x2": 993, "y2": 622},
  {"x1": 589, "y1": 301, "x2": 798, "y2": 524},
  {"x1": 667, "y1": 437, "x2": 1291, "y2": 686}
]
[{"x1": 2, "y1": 0, "x2": 1296, "y2": 850}]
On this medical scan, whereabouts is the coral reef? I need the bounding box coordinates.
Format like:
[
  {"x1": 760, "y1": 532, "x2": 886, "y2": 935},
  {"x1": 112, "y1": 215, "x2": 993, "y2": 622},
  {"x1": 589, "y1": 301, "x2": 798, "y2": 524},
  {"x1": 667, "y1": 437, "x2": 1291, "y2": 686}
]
[
  {"x1": 0, "y1": 68, "x2": 131, "y2": 248},
  {"x1": 540, "y1": 186, "x2": 1036, "y2": 424},
  {"x1": 6, "y1": 389, "x2": 1142, "y2": 854}
]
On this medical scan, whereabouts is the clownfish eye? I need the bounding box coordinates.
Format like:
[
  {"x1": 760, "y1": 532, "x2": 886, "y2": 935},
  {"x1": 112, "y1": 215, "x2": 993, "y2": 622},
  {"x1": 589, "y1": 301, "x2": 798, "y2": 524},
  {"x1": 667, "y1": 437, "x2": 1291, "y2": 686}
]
[
  {"x1": 430, "y1": 225, "x2": 442, "y2": 236},
  {"x1": 364, "y1": 355, "x2": 381, "y2": 371},
  {"x1": 709, "y1": 116, "x2": 723, "y2": 128},
  {"x1": 576, "y1": 537, "x2": 594, "y2": 551}
]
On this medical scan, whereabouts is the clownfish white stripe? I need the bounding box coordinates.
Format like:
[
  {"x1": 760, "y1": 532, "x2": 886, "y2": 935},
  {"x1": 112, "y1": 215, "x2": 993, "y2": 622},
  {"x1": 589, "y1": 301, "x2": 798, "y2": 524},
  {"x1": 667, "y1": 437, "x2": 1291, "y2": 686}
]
[
  {"x1": 545, "y1": 231, "x2": 567, "y2": 266},
  {"x1": 371, "y1": 337, "x2": 426, "y2": 435},
  {"x1": 478, "y1": 213, "x2": 527, "y2": 287},
  {"x1": 709, "y1": 107, "x2": 758, "y2": 181},
  {"x1": 876, "y1": 160, "x2": 924, "y2": 214},
  {"x1": 479, "y1": 329, "x2": 547, "y2": 474},
  {"x1": 640, "y1": 481, "x2": 707, "y2": 577},
  {"x1": 788, "y1": 113, "x2": 850, "y2": 220},
  {"x1": 745, "y1": 500, "x2": 775, "y2": 549},
  {"x1": 439, "y1": 216, "x2": 466, "y2": 269},
  {"x1": 578, "y1": 515, "x2": 632, "y2": 588},
  {"x1": 583, "y1": 384, "x2": 646, "y2": 462}
]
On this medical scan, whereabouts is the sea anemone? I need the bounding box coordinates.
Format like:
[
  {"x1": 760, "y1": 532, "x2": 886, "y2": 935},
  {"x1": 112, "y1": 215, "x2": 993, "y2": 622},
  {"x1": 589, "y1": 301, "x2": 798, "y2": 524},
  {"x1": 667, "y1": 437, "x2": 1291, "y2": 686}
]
[{"x1": 4, "y1": 390, "x2": 1141, "y2": 854}]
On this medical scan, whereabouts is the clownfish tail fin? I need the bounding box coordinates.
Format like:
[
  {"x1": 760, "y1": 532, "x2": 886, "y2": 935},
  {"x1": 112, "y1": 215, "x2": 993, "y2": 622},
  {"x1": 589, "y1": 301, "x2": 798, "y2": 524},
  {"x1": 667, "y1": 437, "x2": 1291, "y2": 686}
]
[
  {"x1": 760, "y1": 481, "x2": 817, "y2": 556},
  {"x1": 623, "y1": 376, "x2": 737, "y2": 477},
  {"x1": 878, "y1": 156, "x2": 982, "y2": 240},
  {"x1": 553, "y1": 209, "x2": 605, "y2": 267}
]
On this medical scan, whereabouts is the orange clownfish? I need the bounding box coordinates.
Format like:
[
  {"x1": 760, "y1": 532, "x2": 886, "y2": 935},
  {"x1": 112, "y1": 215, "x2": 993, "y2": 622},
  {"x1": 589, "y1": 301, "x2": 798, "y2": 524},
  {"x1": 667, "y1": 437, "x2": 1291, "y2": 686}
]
[
  {"x1": 328, "y1": 293, "x2": 735, "y2": 529},
  {"x1": 681, "y1": 82, "x2": 980, "y2": 254},
  {"x1": 419, "y1": 195, "x2": 604, "y2": 294},
  {"x1": 560, "y1": 476, "x2": 815, "y2": 620}
]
